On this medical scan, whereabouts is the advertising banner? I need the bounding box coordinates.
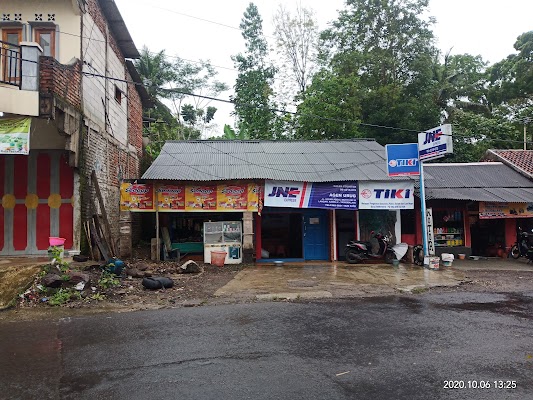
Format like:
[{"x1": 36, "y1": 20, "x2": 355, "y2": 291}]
[
  {"x1": 157, "y1": 184, "x2": 185, "y2": 210},
  {"x1": 247, "y1": 183, "x2": 261, "y2": 211},
  {"x1": 479, "y1": 202, "x2": 533, "y2": 219},
  {"x1": 185, "y1": 185, "x2": 218, "y2": 211},
  {"x1": 418, "y1": 124, "x2": 453, "y2": 161},
  {"x1": 426, "y1": 207, "x2": 435, "y2": 256},
  {"x1": 358, "y1": 181, "x2": 414, "y2": 210},
  {"x1": 120, "y1": 182, "x2": 155, "y2": 211},
  {"x1": 264, "y1": 180, "x2": 359, "y2": 210},
  {"x1": 0, "y1": 117, "x2": 31, "y2": 155},
  {"x1": 120, "y1": 182, "x2": 260, "y2": 212},
  {"x1": 386, "y1": 143, "x2": 420, "y2": 176},
  {"x1": 217, "y1": 183, "x2": 248, "y2": 211}
]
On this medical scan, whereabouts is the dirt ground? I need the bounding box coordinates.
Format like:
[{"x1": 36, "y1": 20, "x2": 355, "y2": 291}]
[{"x1": 2, "y1": 253, "x2": 533, "y2": 322}]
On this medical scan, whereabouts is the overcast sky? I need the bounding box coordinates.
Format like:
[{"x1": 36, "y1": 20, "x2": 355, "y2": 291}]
[{"x1": 115, "y1": 0, "x2": 533, "y2": 136}]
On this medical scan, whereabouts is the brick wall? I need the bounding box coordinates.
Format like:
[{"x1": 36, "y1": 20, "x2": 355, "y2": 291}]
[
  {"x1": 77, "y1": 0, "x2": 144, "y2": 254},
  {"x1": 40, "y1": 57, "x2": 82, "y2": 109}
]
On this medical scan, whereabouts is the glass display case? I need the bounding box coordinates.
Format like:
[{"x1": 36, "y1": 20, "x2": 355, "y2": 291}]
[{"x1": 203, "y1": 221, "x2": 242, "y2": 264}]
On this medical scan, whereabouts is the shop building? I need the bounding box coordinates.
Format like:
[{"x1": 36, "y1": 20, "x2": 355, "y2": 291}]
[
  {"x1": 134, "y1": 140, "x2": 415, "y2": 264},
  {"x1": 407, "y1": 162, "x2": 533, "y2": 257}
]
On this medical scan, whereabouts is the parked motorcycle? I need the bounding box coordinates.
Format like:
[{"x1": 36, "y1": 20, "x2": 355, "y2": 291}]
[
  {"x1": 510, "y1": 227, "x2": 533, "y2": 261},
  {"x1": 345, "y1": 231, "x2": 408, "y2": 264}
]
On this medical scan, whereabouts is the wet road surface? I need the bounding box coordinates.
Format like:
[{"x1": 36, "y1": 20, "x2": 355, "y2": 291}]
[{"x1": 1, "y1": 291, "x2": 532, "y2": 399}]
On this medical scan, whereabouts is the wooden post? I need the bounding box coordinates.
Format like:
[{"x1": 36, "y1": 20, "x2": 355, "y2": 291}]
[{"x1": 91, "y1": 170, "x2": 116, "y2": 257}]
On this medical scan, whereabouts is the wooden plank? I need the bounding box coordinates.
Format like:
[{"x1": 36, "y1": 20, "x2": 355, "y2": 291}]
[
  {"x1": 83, "y1": 220, "x2": 94, "y2": 260},
  {"x1": 91, "y1": 170, "x2": 116, "y2": 256},
  {"x1": 93, "y1": 214, "x2": 111, "y2": 260},
  {"x1": 89, "y1": 217, "x2": 109, "y2": 261}
]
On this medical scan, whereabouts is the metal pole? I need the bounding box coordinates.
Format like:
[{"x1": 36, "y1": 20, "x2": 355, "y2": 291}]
[
  {"x1": 155, "y1": 184, "x2": 160, "y2": 261},
  {"x1": 524, "y1": 119, "x2": 527, "y2": 150},
  {"x1": 419, "y1": 161, "x2": 429, "y2": 259}
]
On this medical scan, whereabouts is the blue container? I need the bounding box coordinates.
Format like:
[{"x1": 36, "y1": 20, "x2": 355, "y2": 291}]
[{"x1": 106, "y1": 259, "x2": 125, "y2": 275}]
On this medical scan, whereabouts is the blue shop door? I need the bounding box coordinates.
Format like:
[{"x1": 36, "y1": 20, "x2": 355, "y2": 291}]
[{"x1": 303, "y1": 210, "x2": 329, "y2": 260}]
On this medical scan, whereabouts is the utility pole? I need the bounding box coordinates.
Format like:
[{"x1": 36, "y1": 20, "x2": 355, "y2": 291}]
[{"x1": 524, "y1": 117, "x2": 531, "y2": 150}]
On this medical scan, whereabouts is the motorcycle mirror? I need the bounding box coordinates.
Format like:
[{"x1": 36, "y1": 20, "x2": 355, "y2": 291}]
[{"x1": 370, "y1": 230, "x2": 375, "y2": 234}]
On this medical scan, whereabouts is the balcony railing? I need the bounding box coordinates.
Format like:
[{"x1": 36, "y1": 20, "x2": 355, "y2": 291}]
[{"x1": 0, "y1": 40, "x2": 22, "y2": 89}]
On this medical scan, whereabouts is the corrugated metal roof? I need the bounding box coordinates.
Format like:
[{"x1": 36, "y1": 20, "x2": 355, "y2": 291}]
[
  {"x1": 142, "y1": 139, "x2": 393, "y2": 182},
  {"x1": 419, "y1": 163, "x2": 533, "y2": 202}
]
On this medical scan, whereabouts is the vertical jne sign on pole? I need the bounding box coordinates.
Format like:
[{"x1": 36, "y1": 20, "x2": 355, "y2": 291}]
[{"x1": 418, "y1": 124, "x2": 453, "y2": 263}]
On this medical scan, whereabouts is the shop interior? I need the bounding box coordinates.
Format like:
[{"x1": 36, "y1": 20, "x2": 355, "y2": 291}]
[
  {"x1": 470, "y1": 217, "x2": 505, "y2": 256},
  {"x1": 159, "y1": 212, "x2": 243, "y2": 254},
  {"x1": 336, "y1": 210, "x2": 356, "y2": 260},
  {"x1": 260, "y1": 212, "x2": 303, "y2": 258}
]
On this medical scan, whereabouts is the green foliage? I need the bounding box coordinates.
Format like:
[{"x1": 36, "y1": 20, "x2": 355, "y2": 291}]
[
  {"x1": 222, "y1": 124, "x2": 249, "y2": 140},
  {"x1": 49, "y1": 288, "x2": 78, "y2": 306},
  {"x1": 98, "y1": 271, "x2": 120, "y2": 290},
  {"x1": 297, "y1": 0, "x2": 440, "y2": 144},
  {"x1": 232, "y1": 3, "x2": 281, "y2": 139},
  {"x1": 88, "y1": 293, "x2": 106, "y2": 302}
]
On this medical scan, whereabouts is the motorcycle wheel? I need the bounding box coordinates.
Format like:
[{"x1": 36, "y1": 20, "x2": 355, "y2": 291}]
[
  {"x1": 510, "y1": 245, "x2": 520, "y2": 259},
  {"x1": 413, "y1": 245, "x2": 424, "y2": 266},
  {"x1": 345, "y1": 249, "x2": 363, "y2": 264}
]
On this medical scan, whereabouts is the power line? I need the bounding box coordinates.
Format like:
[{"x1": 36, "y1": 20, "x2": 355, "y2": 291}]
[{"x1": 17, "y1": 56, "x2": 533, "y2": 144}]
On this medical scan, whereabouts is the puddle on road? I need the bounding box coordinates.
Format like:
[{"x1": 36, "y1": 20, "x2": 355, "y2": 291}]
[{"x1": 431, "y1": 294, "x2": 533, "y2": 319}]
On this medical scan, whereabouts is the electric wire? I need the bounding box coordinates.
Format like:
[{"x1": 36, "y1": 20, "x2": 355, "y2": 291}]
[{"x1": 11, "y1": 56, "x2": 533, "y2": 144}]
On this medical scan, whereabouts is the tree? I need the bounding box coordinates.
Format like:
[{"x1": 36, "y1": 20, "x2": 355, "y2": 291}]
[
  {"x1": 135, "y1": 48, "x2": 229, "y2": 157},
  {"x1": 297, "y1": 0, "x2": 440, "y2": 143},
  {"x1": 231, "y1": 3, "x2": 280, "y2": 139},
  {"x1": 273, "y1": 4, "x2": 319, "y2": 96},
  {"x1": 488, "y1": 31, "x2": 533, "y2": 121}
]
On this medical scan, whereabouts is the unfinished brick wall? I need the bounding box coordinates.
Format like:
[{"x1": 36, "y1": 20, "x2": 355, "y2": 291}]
[
  {"x1": 39, "y1": 57, "x2": 82, "y2": 109},
  {"x1": 77, "y1": 1, "x2": 144, "y2": 255}
]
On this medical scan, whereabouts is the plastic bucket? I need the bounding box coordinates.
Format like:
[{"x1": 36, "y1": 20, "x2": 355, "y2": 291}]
[
  {"x1": 210, "y1": 251, "x2": 227, "y2": 267},
  {"x1": 427, "y1": 256, "x2": 440, "y2": 270},
  {"x1": 49, "y1": 237, "x2": 66, "y2": 246}
]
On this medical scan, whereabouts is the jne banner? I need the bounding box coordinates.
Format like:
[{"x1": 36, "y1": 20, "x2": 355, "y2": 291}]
[{"x1": 264, "y1": 180, "x2": 358, "y2": 210}]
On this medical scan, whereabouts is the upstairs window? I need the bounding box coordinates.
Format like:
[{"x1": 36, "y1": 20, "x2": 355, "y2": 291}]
[
  {"x1": 114, "y1": 85, "x2": 122, "y2": 104},
  {"x1": 34, "y1": 28, "x2": 55, "y2": 57},
  {"x1": 1, "y1": 28, "x2": 22, "y2": 83}
]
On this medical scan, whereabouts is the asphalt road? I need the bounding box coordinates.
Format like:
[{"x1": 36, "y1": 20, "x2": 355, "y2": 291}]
[{"x1": 1, "y1": 291, "x2": 532, "y2": 400}]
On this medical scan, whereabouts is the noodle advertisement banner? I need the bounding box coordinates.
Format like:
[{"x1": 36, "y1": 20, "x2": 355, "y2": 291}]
[
  {"x1": 120, "y1": 182, "x2": 155, "y2": 211},
  {"x1": 479, "y1": 202, "x2": 533, "y2": 219},
  {"x1": 120, "y1": 181, "x2": 260, "y2": 212}
]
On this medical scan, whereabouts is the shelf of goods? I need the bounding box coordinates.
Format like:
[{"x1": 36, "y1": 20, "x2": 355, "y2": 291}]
[{"x1": 434, "y1": 228, "x2": 464, "y2": 247}]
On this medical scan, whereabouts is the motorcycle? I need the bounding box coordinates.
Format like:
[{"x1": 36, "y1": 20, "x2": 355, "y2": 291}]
[
  {"x1": 510, "y1": 227, "x2": 533, "y2": 261},
  {"x1": 345, "y1": 231, "x2": 408, "y2": 264}
]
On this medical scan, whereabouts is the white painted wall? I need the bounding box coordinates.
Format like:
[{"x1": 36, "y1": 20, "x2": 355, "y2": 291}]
[
  {"x1": 1, "y1": 0, "x2": 81, "y2": 64},
  {"x1": 82, "y1": 13, "x2": 128, "y2": 145}
]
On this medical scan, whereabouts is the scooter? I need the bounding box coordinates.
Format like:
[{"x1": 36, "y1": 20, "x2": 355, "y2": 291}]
[
  {"x1": 345, "y1": 231, "x2": 408, "y2": 264},
  {"x1": 509, "y1": 227, "x2": 533, "y2": 264},
  {"x1": 510, "y1": 227, "x2": 533, "y2": 259}
]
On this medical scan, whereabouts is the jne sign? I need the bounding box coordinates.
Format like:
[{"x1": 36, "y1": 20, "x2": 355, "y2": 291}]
[{"x1": 418, "y1": 124, "x2": 453, "y2": 161}]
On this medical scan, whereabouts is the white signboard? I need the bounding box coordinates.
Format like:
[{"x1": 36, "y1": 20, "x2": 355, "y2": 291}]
[
  {"x1": 358, "y1": 181, "x2": 414, "y2": 210},
  {"x1": 418, "y1": 124, "x2": 453, "y2": 161},
  {"x1": 426, "y1": 207, "x2": 435, "y2": 256},
  {"x1": 264, "y1": 180, "x2": 308, "y2": 208}
]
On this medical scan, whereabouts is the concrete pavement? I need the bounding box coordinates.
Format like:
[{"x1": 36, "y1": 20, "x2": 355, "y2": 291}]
[{"x1": 215, "y1": 263, "x2": 468, "y2": 300}]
